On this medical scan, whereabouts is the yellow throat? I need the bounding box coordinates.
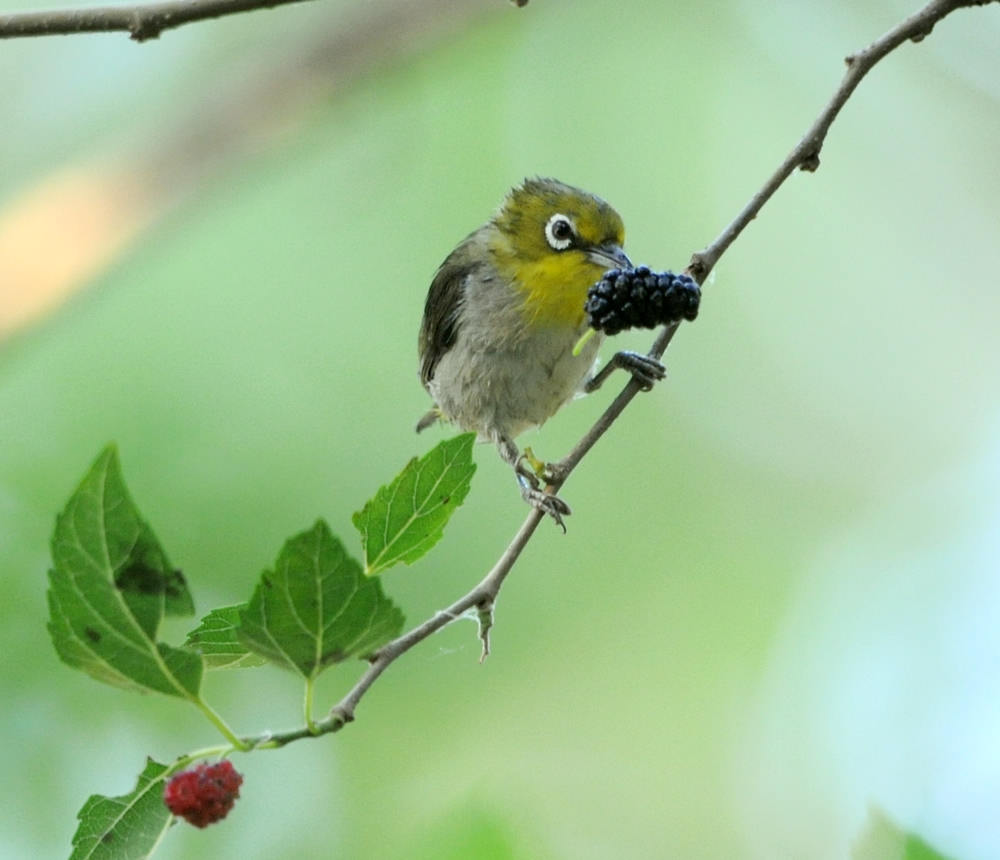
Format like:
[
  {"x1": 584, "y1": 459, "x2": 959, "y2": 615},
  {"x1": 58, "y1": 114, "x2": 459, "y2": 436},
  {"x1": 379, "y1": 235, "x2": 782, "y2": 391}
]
[{"x1": 487, "y1": 178, "x2": 628, "y2": 330}]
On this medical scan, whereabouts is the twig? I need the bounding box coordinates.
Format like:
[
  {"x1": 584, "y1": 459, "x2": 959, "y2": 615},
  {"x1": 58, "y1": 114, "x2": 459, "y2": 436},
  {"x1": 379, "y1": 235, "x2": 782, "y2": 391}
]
[
  {"x1": 252, "y1": 514, "x2": 546, "y2": 747},
  {"x1": 0, "y1": 0, "x2": 313, "y2": 41},
  {"x1": 687, "y1": 0, "x2": 999, "y2": 283},
  {"x1": 0, "y1": 0, "x2": 522, "y2": 41},
  {"x1": 229, "y1": 0, "x2": 997, "y2": 749}
]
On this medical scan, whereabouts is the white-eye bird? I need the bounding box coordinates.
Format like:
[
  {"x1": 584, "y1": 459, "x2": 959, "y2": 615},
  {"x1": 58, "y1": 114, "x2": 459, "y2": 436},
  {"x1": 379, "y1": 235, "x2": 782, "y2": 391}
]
[{"x1": 417, "y1": 178, "x2": 664, "y2": 526}]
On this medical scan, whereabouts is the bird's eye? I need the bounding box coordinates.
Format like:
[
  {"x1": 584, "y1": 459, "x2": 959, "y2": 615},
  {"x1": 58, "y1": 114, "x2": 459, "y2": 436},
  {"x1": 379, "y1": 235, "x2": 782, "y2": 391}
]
[{"x1": 544, "y1": 214, "x2": 576, "y2": 251}]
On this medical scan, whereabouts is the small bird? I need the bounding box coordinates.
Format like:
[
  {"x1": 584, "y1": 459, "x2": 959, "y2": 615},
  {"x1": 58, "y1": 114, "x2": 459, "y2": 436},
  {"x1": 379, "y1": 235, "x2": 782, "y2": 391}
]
[{"x1": 417, "y1": 178, "x2": 664, "y2": 526}]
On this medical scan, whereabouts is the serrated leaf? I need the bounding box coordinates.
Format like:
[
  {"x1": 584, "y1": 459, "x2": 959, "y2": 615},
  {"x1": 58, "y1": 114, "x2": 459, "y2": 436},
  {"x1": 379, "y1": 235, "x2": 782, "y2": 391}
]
[
  {"x1": 47, "y1": 446, "x2": 202, "y2": 698},
  {"x1": 237, "y1": 520, "x2": 404, "y2": 677},
  {"x1": 353, "y1": 433, "x2": 476, "y2": 575},
  {"x1": 70, "y1": 758, "x2": 172, "y2": 860},
  {"x1": 185, "y1": 605, "x2": 267, "y2": 669}
]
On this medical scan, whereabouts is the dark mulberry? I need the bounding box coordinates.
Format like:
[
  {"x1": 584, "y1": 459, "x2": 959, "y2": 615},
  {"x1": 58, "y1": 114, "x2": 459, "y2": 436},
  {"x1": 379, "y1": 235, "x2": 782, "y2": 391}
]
[{"x1": 585, "y1": 266, "x2": 701, "y2": 336}]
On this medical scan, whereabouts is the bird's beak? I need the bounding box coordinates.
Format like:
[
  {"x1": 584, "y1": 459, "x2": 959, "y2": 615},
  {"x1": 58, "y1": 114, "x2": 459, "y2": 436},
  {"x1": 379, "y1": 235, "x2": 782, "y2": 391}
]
[{"x1": 588, "y1": 243, "x2": 632, "y2": 271}]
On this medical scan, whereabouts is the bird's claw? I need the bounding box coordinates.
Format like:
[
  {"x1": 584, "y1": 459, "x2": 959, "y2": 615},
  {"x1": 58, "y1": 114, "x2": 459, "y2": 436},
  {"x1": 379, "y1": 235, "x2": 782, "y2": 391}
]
[
  {"x1": 517, "y1": 474, "x2": 570, "y2": 531},
  {"x1": 527, "y1": 489, "x2": 572, "y2": 532},
  {"x1": 614, "y1": 350, "x2": 666, "y2": 391},
  {"x1": 584, "y1": 350, "x2": 666, "y2": 393},
  {"x1": 504, "y1": 438, "x2": 570, "y2": 529}
]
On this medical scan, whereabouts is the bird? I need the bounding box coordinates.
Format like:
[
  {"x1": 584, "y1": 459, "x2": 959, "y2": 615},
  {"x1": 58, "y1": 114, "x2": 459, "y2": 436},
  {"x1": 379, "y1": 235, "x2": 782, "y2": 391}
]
[{"x1": 417, "y1": 177, "x2": 664, "y2": 527}]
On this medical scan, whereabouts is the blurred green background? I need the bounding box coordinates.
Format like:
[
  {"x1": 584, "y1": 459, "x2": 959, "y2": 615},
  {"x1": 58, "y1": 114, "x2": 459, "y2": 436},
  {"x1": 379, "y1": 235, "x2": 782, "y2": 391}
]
[{"x1": 2, "y1": 0, "x2": 999, "y2": 857}]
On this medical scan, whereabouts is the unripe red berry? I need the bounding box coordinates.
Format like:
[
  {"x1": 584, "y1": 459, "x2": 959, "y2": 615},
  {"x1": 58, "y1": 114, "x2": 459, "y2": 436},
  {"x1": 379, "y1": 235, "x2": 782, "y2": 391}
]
[{"x1": 163, "y1": 760, "x2": 243, "y2": 828}]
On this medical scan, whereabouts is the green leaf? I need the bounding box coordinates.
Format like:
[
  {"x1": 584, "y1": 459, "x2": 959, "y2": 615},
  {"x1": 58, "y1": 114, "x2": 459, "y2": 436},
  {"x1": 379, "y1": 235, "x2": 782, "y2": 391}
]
[
  {"x1": 70, "y1": 758, "x2": 172, "y2": 860},
  {"x1": 353, "y1": 433, "x2": 476, "y2": 575},
  {"x1": 185, "y1": 605, "x2": 267, "y2": 669},
  {"x1": 237, "y1": 520, "x2": 404, "y2": 677},
  {"x1": 47, "y1": 446, "x2": 203, "y2": 698},
  {"x1": 853, "y1": 807, "x2": 956, "y2": 860}
]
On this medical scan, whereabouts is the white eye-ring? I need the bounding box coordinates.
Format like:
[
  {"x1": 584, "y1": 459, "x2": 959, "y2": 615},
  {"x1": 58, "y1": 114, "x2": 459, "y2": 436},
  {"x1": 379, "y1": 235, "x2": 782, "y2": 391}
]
[{"x1": 544, "y1": 213, "x2": 576, "y2": 251}]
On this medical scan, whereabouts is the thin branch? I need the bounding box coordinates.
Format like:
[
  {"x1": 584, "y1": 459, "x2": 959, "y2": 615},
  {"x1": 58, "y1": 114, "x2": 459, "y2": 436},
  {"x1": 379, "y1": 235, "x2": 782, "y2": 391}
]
[
  {"x1": 252, "y1": 513, "x2": 546, "y2": 747},
  {"x1": 0, "y1": 0, "x2": 526, "y2": 41},
  {"x1": 687, "y1": 0, "x2": 999, "y2": 283},
  {"x1": 0, "y1": 0, "x2": 313, "y2": 41},
  {"x1": 229, "y1": 0, "x2": 997, "y2": 752}
]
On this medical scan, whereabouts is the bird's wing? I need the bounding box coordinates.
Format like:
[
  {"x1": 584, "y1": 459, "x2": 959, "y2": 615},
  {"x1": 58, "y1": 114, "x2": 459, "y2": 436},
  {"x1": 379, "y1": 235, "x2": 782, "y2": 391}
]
[{"x1": 418, "y1": 255, "x2": 470, "y2": 388}]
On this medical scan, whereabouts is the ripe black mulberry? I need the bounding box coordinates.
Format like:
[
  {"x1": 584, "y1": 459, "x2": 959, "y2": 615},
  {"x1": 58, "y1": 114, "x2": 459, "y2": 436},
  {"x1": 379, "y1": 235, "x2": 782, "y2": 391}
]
[{"x1": 585, "y1": 267, "x2": 701, "y2": 336}]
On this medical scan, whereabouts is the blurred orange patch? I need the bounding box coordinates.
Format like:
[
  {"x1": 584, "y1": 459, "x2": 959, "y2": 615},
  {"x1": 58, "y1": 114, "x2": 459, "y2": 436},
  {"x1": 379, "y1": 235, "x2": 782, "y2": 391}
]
[{"x1": 0, "y1": 167, "x2": 155, "y2": 339}]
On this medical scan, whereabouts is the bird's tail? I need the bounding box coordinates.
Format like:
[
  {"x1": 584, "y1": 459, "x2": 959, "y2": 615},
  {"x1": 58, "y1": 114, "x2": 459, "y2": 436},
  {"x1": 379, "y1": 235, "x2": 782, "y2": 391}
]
[{"x1": 415, "y1": 408, "x2": 441, "y2": 433}]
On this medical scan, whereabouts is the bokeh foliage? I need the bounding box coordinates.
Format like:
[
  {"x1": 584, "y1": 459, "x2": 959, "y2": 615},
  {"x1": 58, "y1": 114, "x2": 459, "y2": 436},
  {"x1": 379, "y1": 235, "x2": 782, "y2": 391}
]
[{"x1": 1, "y1": 0, "x2": 998, "y2": 857}]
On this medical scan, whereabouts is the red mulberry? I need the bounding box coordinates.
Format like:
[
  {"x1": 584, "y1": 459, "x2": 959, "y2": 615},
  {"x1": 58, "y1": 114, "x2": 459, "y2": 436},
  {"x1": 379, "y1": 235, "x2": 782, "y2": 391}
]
[{"x1": 163, "y1": 760, "x2": 243, "y2": 828}]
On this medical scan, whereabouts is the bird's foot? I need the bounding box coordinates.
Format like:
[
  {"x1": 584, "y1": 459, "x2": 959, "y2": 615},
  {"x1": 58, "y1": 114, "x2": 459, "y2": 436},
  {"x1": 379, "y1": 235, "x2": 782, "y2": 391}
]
[
  {"x1": 516, "y1": 473, "x2": 571, "y2": 532},
  {"x1": 503, "y1": 438, "x2": 570, "y2": 530},
  {"x1": 585, "y1": 350, "x2": 666, "y2": 393},
  {"x1": 616, "y1": 350, "x2": 666, "y2": 390}
]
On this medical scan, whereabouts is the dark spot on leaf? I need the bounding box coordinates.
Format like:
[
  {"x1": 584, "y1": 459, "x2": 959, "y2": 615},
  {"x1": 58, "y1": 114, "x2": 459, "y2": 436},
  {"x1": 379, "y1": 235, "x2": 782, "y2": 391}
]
[
  {"x1": 115, "y1": 561, "x2": 166, "y2": 595},
  {"x1": 262, "y1": 575, "x2": 273, "y2": 589},
  {"x1": 440, "y1": 495, "x2": 450, "y2": 505},
  {"x1": 163, "y1": 569, "x2": 186, "y2": 599},
  {"x1": 101, "y1": 831, "x2": 114, "y2": 843},
  {"x1": 85, "y1": 627, "x2": 101, "y2": 643}
]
